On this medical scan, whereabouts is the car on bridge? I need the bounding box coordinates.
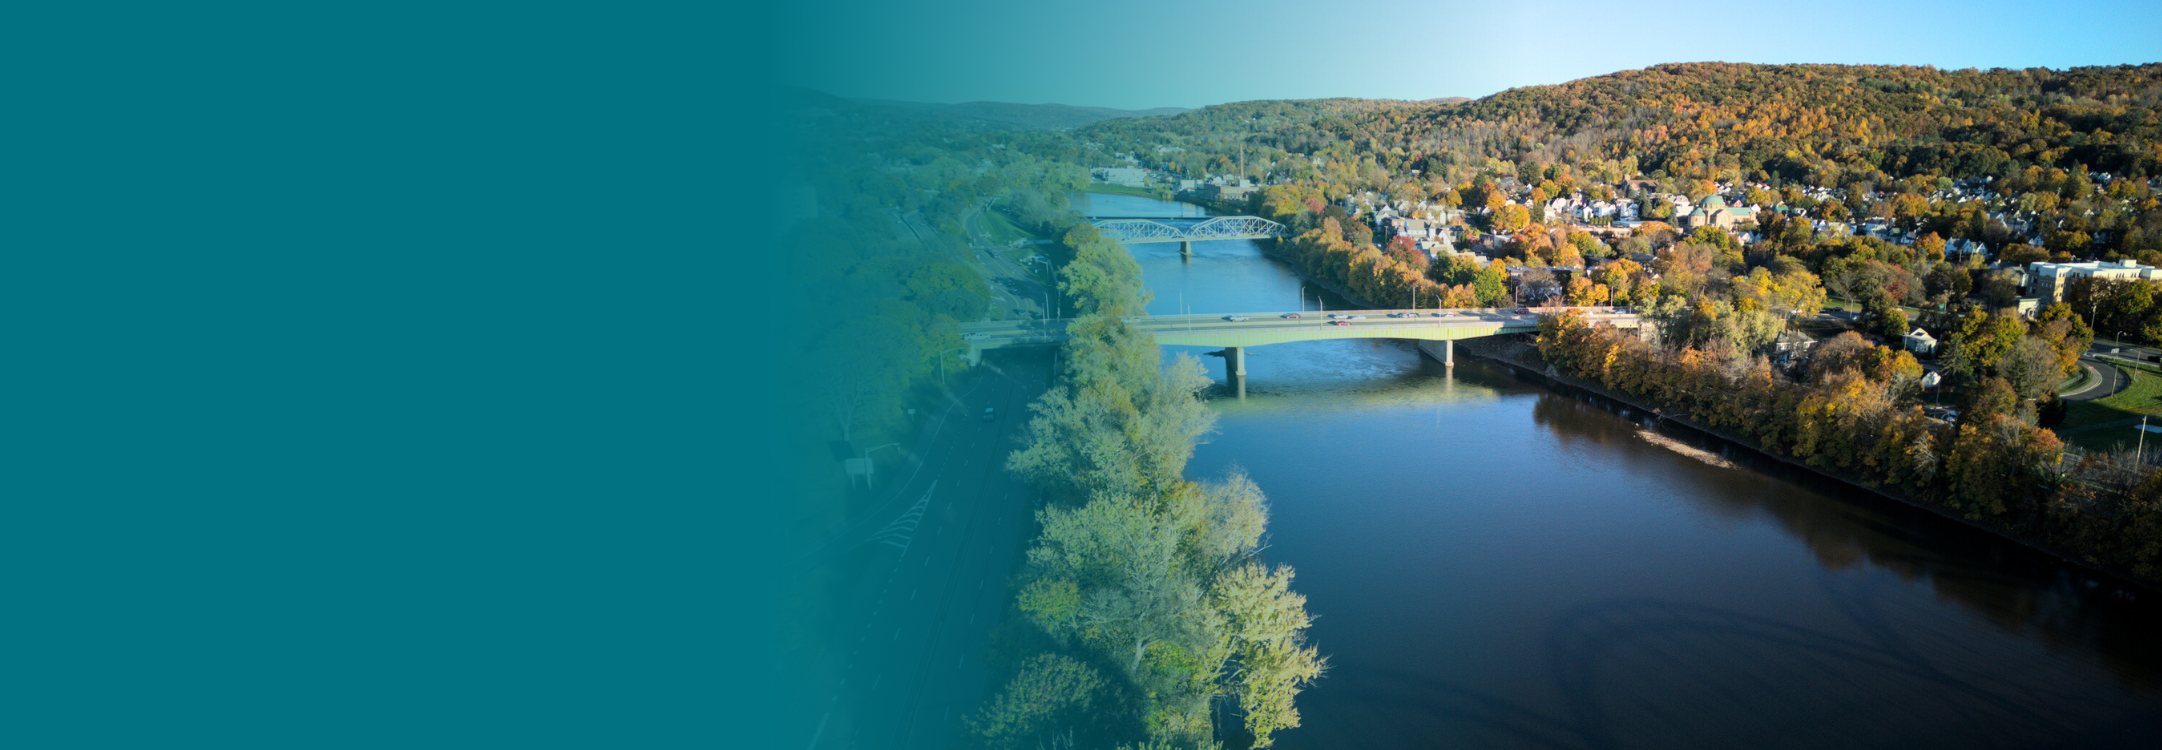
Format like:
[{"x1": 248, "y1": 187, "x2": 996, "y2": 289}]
[
  {"x1": 1280, "y1": 313, "x2": 1301, "y2": 319},
  {"x1": 1328, "y1": 320, "x2": 1351, "y2": 326},
  {"x1": 1389, "y1": 312, "x2": 1419, "y2": 318},
  {"x1": 963, "y1": 332, "x2": 989, "y2": 340},
  {"x1": 1224, "y1": 315, "x2": 1249, "y2": 321},
  {"x1": 1327, "y1": 313, "x2": 1348, "y2": 319},
  {"x1": 1346, "y1": 315, "x2": 1366, "y2": 320}
]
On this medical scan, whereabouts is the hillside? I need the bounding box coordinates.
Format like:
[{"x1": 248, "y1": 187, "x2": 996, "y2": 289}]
[
  {"x1": 1312, "y1": 62, "x2": 2162, "y2": 185},
  {"x1": 849, "y1": 98, "x2": 1190, "y2": 130}
]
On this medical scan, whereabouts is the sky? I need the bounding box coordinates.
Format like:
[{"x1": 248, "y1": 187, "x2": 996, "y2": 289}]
[{"x1": 775, "y1": 0, "x2": 2162, "y2": 110}]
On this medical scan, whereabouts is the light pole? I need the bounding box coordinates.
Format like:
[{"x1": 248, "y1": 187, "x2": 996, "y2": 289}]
[
  {"x1": 2141, "y1": 415, "x2": 2149, "y2": 467},
  {"x1": 863, "y1": 442, "x2": 900, "y2": 487},
  {"x1": 937, "y1": 346, "x2": 965, "y2": 386}
]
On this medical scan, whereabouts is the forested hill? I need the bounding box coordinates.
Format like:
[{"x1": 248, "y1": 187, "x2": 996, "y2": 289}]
[
  {"x1": 1318, "y1": 62, "x2": 2162, "y2": 185},
  {"x1": 1078, "y1": 97, "x2": 1430, "y2": 140},
  {"x1": 1074, "y1": 97, "x2": 1433, "y2": 178},
  {"x1": 849, "y1": 98, "x2": 1192, "y2": 130}
]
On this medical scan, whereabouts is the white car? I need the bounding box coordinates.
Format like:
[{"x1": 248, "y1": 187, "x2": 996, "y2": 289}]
[
  {"x1": 1223, "y1": 315, "x2": 1249, "y2": 322},
  {"x1": 962, "y1": 332, "x2": 989, "y2": 341}
]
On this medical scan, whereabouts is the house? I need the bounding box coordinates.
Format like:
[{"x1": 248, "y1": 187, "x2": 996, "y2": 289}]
[
  {"x1": 1772, "y1": 330, "x2": 1818, "y2": 366},
  {"x1": 1206, "y1": 184, "x2": 1256, "y2": 202},
  {"x1": 1683, "y1": 195, "x2": 1758, "y2": 231},
  {"x1": 1945, "y1": 238, "x2": 1989, "y2": 261},
  {"x1": 1902, "y1": 327, "x2": 1938, "y2": 356}
]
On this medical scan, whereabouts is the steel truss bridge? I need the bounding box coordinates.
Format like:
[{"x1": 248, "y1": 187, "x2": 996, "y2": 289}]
[{"x1": 1088, "y1": 215, "x2": 1287, "y2": 244}]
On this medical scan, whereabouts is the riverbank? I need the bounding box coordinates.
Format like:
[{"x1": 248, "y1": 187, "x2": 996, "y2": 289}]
[
  {"x1": 1456, "y1": 335, "x2": 2162, "y2": 594},
  {"x1": 1255, "y1": 236, "x2": 2160, "y2": 593}
]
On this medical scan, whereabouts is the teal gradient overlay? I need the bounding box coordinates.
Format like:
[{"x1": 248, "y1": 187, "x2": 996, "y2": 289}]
[
  {"x1": 778, "y1": 0, "x2": 2162, "y2": 108},
  {"x1": 11, "y1": 4, "x2": 786, "y2": 747}
]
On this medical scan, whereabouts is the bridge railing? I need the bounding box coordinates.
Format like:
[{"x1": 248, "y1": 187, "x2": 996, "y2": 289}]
[{"x1": 1088, "y1": 215, "x2": 1287, "y2": 243}]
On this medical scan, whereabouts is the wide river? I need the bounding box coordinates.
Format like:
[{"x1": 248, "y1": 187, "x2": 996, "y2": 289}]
[{"x1": 1076, "y1": 193, "x2": 2162, "y2": 749}]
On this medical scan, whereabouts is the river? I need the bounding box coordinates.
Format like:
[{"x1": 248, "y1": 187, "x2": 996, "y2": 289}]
[{"x1": 1076, "y1": 192, "x2": 2162, "y2": 749}]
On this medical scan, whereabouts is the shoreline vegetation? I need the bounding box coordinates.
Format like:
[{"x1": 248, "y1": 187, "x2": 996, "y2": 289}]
[
  {"x1": 1472, "y1": 333, "x2": 2162, "y2": 594},
  {"x1": 973, "y1": 222, "x2": 1324, "y2": 750},
  {"x1": 1529, "y1": 311, "x2": 2162, "y2": 588},
  {"x1": 1253, "y1": 225, "x2": 2162, "y2": 590}
]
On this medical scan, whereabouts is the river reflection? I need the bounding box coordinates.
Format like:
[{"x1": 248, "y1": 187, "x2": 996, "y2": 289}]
[{"x1": 1085, "y1": 191, "x2": 2162, "y2": 748}]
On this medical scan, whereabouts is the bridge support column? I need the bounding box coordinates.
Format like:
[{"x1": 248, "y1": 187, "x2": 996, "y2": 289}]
[
  {"x1": 1179, "y1": 240, "x2": 1192, "y2": 257},
  {"x1": 967, "y1": 345, "x2": 982, "y2": 366},
  {"x1": 1224, "y1": 346, "x2": 1246, "y2": 398},
  {"x1": 1415, "y1": 338, "x2": 1455, "y2": 368}
]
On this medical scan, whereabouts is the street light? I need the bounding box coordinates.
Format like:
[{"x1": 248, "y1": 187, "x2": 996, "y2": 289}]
[
  {"x1": 862, "y1": 442, "x2": 900, "y2": 488},
  {"x1": 937, "y1": 346, "x2": 966, "y2": 386}
]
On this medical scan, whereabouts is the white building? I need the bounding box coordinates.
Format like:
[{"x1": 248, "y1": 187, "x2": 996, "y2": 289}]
[{"x1": 2027, "y1": 260, "x2": 2162, "y2": 302}]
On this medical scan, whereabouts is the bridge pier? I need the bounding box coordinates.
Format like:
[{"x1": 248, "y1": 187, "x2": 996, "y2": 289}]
[
  {"x1": 1223, "y1": 346, "x2": 1246, "y2": 398},
  {"x1": 1414, "y1": 338, "x2": 1455, "y2": 368},
  {"x1": 1179, "y1": 240, "x2": 1192, "y2": 257}
]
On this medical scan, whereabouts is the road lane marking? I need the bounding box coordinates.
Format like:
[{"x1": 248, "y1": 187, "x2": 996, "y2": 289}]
[
  {"x1": 893, "y1": 628, "x2": 903, "y2": 641},
  {"x1": 911, "y1": 588, "x2": 918, "y2": 600},
  {"x1": 807, "y1": 710, "x2": 830, "y2": 750}
]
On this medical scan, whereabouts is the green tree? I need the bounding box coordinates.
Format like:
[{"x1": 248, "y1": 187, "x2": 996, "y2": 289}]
[
  {"x1": 1214, "y1": 564, "x2": 1326, "y2": 749},
  {"x1": 970, "y1": 654, "x2": 1106, "y2": 749}
]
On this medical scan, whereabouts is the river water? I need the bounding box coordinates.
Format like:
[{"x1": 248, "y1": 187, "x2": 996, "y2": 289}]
[{"x1": 1076, "y1": 193, "x2": 2162, "y2": 749}]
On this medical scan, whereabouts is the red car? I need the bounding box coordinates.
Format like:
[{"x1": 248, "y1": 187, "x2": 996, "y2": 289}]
[
  {"x1": 1329, "y1": 320, "x2": 1351, "y2": 326},
  {"x1": 1514, "y1": 307, "x2": 1533, "y2": 314},
  {"x1": 1281, "y1": 313, "x2": 1301, "y2": 319}
]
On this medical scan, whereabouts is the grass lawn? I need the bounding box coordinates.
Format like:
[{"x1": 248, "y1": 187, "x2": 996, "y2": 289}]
[
  {"x1": 978, "y1": 206, "x2": 1032, "y2": 245},
  {"x1": 2056, "y1": 366, "x2": 2093, "y2": 395},
  {"x1": 2061, "y1": 367, "x2": 2162, "y2": 451}
]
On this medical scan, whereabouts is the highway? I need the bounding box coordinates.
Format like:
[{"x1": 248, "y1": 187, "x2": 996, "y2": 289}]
[{"x1": 798, "y1": 347, "x2": 1053, "y2": 750}]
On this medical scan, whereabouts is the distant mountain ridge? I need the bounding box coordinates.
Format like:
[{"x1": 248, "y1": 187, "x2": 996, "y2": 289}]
[{"x1": 849, "y1": 98, "x2": 1191, "y2": 130}]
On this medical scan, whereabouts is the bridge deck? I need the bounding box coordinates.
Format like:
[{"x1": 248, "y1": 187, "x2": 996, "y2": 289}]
[{"x1": 960, "y1": 309, "x2": 1639, "y2": 349}]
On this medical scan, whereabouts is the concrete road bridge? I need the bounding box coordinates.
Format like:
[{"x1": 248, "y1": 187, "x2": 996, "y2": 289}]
[
  {"x1": 959, "y1": 308, "x2": 1641, "y2": 396},
  {"x1": 1087, "y1": 215, "x2": 1288, "y2": 256}
]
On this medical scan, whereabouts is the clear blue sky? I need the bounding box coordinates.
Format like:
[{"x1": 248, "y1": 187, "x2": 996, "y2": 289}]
[{"x1": 777, "y1": 0, "x2": 2162, "y2": 110}]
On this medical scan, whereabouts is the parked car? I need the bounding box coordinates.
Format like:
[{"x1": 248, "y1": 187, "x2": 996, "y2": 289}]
[{"x1": 1281, "y1": 313, "x2": 1301, "y2": 319}]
